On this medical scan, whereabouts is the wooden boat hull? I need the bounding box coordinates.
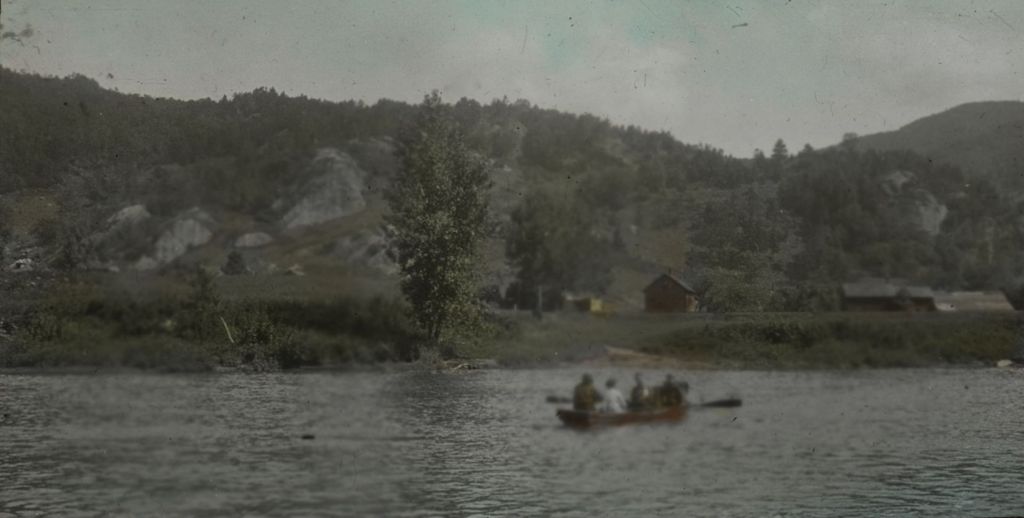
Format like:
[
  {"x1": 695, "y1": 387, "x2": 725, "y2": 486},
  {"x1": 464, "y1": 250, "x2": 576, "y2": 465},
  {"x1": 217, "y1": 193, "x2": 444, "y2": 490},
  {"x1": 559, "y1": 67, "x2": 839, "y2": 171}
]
[{"x1": 556, "y1": 405, "x2": 687, "y2": 429}]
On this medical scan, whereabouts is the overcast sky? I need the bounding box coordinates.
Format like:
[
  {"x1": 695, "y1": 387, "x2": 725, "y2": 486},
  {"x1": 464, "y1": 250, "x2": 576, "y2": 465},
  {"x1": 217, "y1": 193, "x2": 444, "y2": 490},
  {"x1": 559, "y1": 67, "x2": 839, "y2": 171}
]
[{"x1": 2, "y1": 0, "x2": 1022, "y2": 156}]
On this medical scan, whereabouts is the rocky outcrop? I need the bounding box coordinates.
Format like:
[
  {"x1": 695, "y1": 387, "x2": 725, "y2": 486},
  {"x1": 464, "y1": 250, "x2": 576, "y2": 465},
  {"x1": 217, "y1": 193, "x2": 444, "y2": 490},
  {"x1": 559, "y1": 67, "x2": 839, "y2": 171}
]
[
  {"x1": 88, "y1": 204, "x2": 151, "y2": 246},
  {"x1": 134, "y1": 208, "x2": 214, "y2": 270},
  {"x1": 346, "y1": 137, "x2": 399, "y2": 193},
  {"x1": 107, "y1": 204, "x2": 151, "y2": 228},
  {"x1": 234, "y1": 232, "x2": 273, "y2": 248},
  {"x1": 881, "y1": 170, "x2": 914, "y2": 196},
  {"x1": 881, "y1": 170, "x2": 949, "y2": 237},
  {"x1": 133, "y1": 256, "x2": 161, "y2": 271},
  {"x1": 281, "y1": 149, "x2": 367, "y2": 229},
  {"x1": 332, "y1": 228, "x2": 398, "y2": 275},
  {"x1": 6, "y1": 257, "x2": 35, "y2": 273},
  {"x1": 913, "y1": 191, "x2": 948, "y2": 236}
]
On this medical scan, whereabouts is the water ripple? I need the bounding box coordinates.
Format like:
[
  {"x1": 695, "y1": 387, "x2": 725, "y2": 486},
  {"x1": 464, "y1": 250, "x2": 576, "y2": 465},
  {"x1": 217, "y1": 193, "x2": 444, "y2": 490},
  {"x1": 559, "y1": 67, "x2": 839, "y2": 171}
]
[{"x1": 1, "y1": 369, "x2": 1023, "y2": 517}]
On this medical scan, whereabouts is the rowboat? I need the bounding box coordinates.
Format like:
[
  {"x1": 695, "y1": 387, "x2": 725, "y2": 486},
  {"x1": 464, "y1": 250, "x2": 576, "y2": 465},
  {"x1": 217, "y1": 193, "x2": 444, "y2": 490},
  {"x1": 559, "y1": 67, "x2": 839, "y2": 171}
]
[{"x1": 556, "y1": 405, "x2": 687, "y2": 429}]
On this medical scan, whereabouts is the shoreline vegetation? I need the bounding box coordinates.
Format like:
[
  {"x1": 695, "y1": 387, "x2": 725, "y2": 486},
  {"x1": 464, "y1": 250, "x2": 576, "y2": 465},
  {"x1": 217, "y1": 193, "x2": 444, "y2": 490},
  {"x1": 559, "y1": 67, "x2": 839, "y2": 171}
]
[{"x1": 1, "y1": 276, "x2": 1019, "y2": 373}]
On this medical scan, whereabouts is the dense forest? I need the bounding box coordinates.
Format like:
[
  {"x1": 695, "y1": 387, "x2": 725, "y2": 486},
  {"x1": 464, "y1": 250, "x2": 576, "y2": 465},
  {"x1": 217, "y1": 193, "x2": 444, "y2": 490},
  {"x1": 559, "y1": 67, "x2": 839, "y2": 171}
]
[{"x1": 2, "y1": 68, "x2": 1023, "y2": 310}]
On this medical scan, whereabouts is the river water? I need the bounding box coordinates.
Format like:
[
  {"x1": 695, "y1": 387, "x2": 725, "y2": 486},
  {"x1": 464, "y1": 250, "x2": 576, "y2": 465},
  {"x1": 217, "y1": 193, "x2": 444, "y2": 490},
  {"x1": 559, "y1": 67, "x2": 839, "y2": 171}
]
[{"x1": 1, "y1": 367, "x2": 1022, "y2": 517}]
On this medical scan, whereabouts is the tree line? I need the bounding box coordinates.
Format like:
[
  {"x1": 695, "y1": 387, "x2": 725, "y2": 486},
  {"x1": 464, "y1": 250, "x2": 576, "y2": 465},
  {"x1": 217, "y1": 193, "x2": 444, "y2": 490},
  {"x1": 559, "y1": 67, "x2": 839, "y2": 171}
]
[{"x1": 4, "y1": 68, "x2": 1024, "y2": 345}]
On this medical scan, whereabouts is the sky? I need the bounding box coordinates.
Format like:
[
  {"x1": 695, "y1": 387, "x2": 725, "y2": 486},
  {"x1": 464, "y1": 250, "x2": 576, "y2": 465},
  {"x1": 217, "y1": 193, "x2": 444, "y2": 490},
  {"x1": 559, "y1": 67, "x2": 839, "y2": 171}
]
[{"x1": 2, "y1": 0, "x2": 1023, "y2": 156}]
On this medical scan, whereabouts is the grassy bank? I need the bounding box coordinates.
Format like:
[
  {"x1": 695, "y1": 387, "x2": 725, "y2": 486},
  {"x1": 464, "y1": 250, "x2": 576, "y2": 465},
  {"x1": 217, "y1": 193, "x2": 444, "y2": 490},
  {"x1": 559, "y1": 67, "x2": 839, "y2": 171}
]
[
  {"x1": 0, "y1": 273, "x2": 420, "y2": 371},
  {"x1": 2, "y1": 273, "x2": 1019, "y2": 371},
  {"x1": 473, "y1": 311, "x2": 1021, "y2": 369}
]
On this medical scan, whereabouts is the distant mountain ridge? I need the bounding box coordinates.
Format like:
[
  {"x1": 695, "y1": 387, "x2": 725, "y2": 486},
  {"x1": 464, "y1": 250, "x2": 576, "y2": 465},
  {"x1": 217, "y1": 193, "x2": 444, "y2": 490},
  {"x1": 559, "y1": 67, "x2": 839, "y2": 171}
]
[{"x1": 852, "y1": 101, "x2": 1024, "y2": 187}]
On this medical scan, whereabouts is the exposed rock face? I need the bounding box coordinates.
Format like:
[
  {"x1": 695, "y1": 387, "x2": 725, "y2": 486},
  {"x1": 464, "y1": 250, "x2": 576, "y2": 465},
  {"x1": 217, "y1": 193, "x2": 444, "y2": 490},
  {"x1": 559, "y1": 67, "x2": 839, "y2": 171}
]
[
  {"x1": 881, "y1": 170, "x2": 914, "y2": 196},
  {"x1": 89, "y1": 204, "x2": 152, "y2": 247},
  {"x1": 881, "y1": 170, "x2": 949, "y2": 237},
  {"x1": 332, "y1": 229, "x2": 398, "y2": 275},
  {"x1": 134, "y1": 208, "x2": 214, "y2": 270},
  {"x1": 347, "y1": 137, "x2": 399, "y2": 193},
  {"x1": 107, "y1": 204, "x2": 151, "y2": 228},
  {"x1": 6, "y1": 257, "x2": 34, "y2": 273},
  {"x1": 234, "y1": 232, "x2": 273, "y2": 248},
  {"x1": 282, "y1": 149, "x2": 367, "y2": 229},
  {"x1": 913, "y1": 191, "x2": 948, "y2": 236},
  {"x1": 133, "y1": 256, "x2": 160, "y2": 271}
]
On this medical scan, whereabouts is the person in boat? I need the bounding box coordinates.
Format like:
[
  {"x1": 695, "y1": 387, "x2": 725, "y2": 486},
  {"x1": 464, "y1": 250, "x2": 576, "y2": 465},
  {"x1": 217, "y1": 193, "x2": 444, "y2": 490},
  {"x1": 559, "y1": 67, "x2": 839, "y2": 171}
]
[
  {"x1": 657, "y1": 374, "x2": 686, "y2": 408},
  {"x1": 601, "y1": 378, "x2": 627, "y2": 413},
  {"x1": 573, "y1": 373, "x2": 602, "y2": 411},
  {"x1": 629, "y1": 372, "x2": 652, "y2": 410}
]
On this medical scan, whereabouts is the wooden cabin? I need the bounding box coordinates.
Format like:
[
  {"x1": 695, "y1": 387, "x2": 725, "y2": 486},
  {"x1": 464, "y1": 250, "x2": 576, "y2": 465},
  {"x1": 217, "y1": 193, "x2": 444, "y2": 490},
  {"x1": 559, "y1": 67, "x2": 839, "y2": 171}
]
[
  {"x1": 841, "y1": 279, "x2": 936, "y2": 311},
  {"x1": 644, "y1": 273, "x2": 698, "y2": 313},
  {"x1": 934, "y1": 291, "x2": 1016, "y2": 312}
]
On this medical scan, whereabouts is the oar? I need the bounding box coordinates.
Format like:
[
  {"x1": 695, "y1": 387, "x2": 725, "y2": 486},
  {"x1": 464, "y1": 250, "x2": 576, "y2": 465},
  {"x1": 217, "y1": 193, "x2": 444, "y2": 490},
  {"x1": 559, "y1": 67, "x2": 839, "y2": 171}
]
[{"x1": 695, "y1": 397, "x2": 742, "y2": 408}]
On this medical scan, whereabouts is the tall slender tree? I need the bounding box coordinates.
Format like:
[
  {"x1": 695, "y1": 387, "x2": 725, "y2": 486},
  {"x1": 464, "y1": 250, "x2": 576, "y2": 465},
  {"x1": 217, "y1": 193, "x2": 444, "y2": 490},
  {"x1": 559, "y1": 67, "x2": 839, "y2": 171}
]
[{"x1": 386, "y1": 92, "x2": 490, "y2": 344}]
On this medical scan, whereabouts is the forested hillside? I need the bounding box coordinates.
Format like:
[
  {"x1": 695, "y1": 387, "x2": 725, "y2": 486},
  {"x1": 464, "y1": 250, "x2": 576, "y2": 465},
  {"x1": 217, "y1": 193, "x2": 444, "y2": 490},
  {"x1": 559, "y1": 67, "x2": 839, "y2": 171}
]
[
  {"x1": 852, "y1": 101, "x2": 1024, "y2": 189},
  {"x1": 2, "y1": 68, "x2": 1022, "y2": 310}
]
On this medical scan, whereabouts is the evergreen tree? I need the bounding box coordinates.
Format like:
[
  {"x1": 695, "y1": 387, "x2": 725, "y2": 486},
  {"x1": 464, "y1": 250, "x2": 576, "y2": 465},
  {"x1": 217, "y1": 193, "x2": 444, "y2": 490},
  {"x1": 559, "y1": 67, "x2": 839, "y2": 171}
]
[
  {"x1": 386, "y1": 92, "x2": 490, "y2": 344},
  {"x1": 771, "y1": 139, "x2": 789, "y2": 161}
]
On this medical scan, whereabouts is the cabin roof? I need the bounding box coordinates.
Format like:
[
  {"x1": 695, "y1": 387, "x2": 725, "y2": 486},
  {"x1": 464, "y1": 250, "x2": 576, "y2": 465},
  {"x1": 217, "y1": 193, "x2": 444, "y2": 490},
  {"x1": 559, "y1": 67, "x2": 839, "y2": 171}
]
[
  {"x1": 644, "y1": 273, "x2": 696, "y2": 294},
  {"x1": 842, "y1": 279, "x2": 933, "y2": 300},
  {"x1": 934, "y1": 291, "x2": 1015, "y2": 311},
  {"x1": 899, "y1": 286, "x2": 934, "y2": 299},
  {"x1": 841, "y1": 281, "x2": 898, "y2": 299}
]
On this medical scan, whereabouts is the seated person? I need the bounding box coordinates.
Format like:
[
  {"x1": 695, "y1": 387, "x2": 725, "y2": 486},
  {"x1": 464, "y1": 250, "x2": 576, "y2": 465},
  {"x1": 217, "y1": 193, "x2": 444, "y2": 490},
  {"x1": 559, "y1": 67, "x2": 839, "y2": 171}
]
[
  {"x1": 573, "y1": 373, "x2": 602, "y2": 411},
  {"x1": 601, "y1": 378, "x2": 627, "y2": 413},
  {"x1": 629, "y1": 372, "x2": 652, "y2": 410},
  {"x1": 657, "y1": 374, "x2": 686, "y2": 408}
]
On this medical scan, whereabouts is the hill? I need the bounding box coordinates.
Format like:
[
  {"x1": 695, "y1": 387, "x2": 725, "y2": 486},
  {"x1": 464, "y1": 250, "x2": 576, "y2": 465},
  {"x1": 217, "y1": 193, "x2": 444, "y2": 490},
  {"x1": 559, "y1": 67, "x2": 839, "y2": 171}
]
[
  {"x1": 1, "y1": 68, "x2": 1023, "y2": 315},
  {"x1": 851, "y1": 101, "x2": 1024, "y2": 189}
]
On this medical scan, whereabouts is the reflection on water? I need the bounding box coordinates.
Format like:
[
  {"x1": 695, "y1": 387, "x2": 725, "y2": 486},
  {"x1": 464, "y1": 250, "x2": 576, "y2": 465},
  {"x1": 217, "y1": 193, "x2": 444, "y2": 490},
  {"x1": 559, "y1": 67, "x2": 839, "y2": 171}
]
[{"x1": 2, "y1": 368, "x2": 1023, "y2": 517}]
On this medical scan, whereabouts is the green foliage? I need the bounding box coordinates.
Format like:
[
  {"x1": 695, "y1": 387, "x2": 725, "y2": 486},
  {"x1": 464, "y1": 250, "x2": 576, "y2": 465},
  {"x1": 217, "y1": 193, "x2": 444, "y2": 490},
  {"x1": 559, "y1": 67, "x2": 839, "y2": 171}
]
[
  {"x1": 643, "y1": 313, "x2": 1017, "y2": 368},
  {"x1": 258, "y1": 295, "x2": 417, "y2": 360},
  {"x1": 386, "y1": 92, "x2": 491, "y2": 343},
  {"x1": 688, "y1": 186, "x2": 794, "y2": 311},
  {"x1": 700, "y1": 261, "x2": 782, "y2": 312},
  {"x1": 774, "y1": 146, "x2": 1019, "y2": 289},
  {"x1": 225, "y1": 302, "x2": 298, "y2": 370},
  {"x1": 0, "y1": 206, "x2": 10, "y2": 264},
  {"x1": 180, "y1": 266, "x2": 222, "y2": 344},
  {"x1": 222, "y1": 251, "x2": 247, "y2": 275},
  {"x1": 1, "y1": 289, "x2": 419, "y2": 369},
  {"x1": 21, "y1": 307, "x2": 69, "y2": 342},
  {"x1": 3, "y1": 68, "x2": 1023, "y2": 316},
  {"x1": 506, "y1": 188, "x2": 613, "y2": 304}
]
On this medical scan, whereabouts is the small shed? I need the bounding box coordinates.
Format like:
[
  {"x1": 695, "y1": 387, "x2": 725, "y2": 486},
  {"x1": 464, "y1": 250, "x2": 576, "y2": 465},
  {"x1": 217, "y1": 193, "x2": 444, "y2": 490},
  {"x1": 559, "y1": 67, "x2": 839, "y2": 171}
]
[
  {"x1": 897, "y1": 286, "x2": 937, "y2": 312},
  {"x1": 841, "y1": 281, "x2": 898, "y2": 311},
  {"x1": 934, "y1": 291, "x2": 1016, "y2": 312},
  {"x1": 564, "y1": 293, "x2": 605, "y2": 313},
  {"x1": 644, "y1": 273, "x2": 698, "y2": 313},
  {"x1": 842, "y1": 279, "x2": 936, "y2": 311}
]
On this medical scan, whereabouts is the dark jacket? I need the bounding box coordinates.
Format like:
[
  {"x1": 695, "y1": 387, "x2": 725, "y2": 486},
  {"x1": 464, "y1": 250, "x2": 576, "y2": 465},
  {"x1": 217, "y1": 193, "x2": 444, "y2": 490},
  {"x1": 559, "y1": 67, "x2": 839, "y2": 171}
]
[
  {"x1": 658, "y1": 383, "x2": 684, "y2": 407},
  {"x1": 573, "y1": 382, "x2": 600, "y2": 411}
]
